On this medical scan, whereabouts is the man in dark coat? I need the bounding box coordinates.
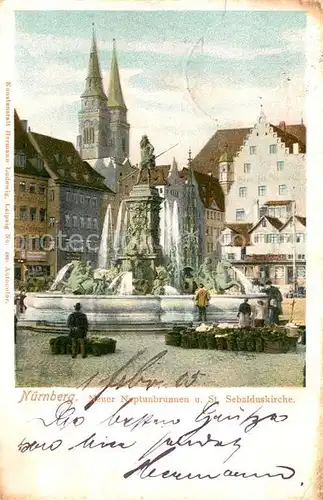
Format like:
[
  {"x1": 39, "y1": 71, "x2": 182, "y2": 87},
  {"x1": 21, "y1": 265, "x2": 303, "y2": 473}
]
[{"x1": 67, "y1": 303, "x2": 89, "y2": 358}]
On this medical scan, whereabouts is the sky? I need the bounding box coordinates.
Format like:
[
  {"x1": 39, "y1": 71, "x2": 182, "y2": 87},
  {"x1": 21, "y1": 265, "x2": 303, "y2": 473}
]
[{"x1": 15, "y1": 10, "x2": 306, "y2": 165}]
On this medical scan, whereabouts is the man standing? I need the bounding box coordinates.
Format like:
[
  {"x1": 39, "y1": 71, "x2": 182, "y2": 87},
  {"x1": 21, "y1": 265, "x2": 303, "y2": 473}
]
[
  {"x1": 67, "y1": 303, "x2": 89, "y2": 358},
  {"x1": 237, "y1": 298, "x2": 252, "y2": 327},
  {"x1": 194, "y1": 283, "x2": 210, "y2": 322}
]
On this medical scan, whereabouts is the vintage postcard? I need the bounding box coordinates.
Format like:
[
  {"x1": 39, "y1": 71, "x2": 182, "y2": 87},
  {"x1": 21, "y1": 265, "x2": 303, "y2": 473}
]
[{"x1": 0, "y1": 1, "x2": 322, "y2": 498}]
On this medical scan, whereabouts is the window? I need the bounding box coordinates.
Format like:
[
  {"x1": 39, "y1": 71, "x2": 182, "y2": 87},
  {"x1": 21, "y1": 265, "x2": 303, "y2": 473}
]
[
  {"x1": 19, "y1": 207, "x2": 28, "y2": 220},
  {"x1": 38, "y1": 208, "x2": 46, "y2": 222},
  {"x1": 39, "y1": 184, "x2": 46, "y2": 195},
  {"x1": 296, "y1": 233, "x2": 305, "y2": 243},
  {"x1": 297, "y1": 265, "x2": 306, "y2": 278},
  {"x1": 72, "y1": 216, "x2": 78, "y2": 228},
  {"x1": 122, "y1": 138, "x2": 126, "y2": 152},
  {"x1": 48, "y1": 217, "x2": 55, "y2": 227},
  {"x1": 92, "y1": 198, "x2": 97, "y2": 208},
  {"x1": 87, "y1": 217, "x2": 92, "y2": 229},
  {"x1": 222, "y1": 233, "x2": 232, "y2": 245},
  {"x1": 277, "y1": 161, "x2": 284, "y2": 171},
  {"x1": 279, "y1": 184, "x2": 287, "y2": 195},
  {"x1": 269, "y1": 144, "x2": 277, "y2": 154},
  {"x1": 254, "y1": 233, "x2": 265, "y2": 243},
  {"x1": 15, "y1": 153, "x2": 26, "y2": 167},
  {"x1": 261, "y1": 219, "x2": 267, "y2": 227},
  {"x1": 31, "y1": 237, "x2": 38, "y2": 251},
  {"x1": 66, "y1": 192, "x2": 71, "y2": 202},
  {"x1": 288, "y1": 254, "x2": 293, "y2": 260},
  {"x1": 65, "y1": 215, "x2": 71, "y2": 227},
  {"x1": 80, "y1": 195, "x2": 84, "y2": 204},
  {"x1": 258, "y1": 185, "x2": 267, "y2": 196},
  {"x1": 239, "y1": 187, "x2": 247, "y2": 198},
  {"x1": 236, "y1": 209, "x2": 245, "y2": 221},
  {"x1": 80, "y1": 217, "x2": 85, "y2": 229},
  {"x1": 249, "y1": 146, "x2": 256, "y2": 155},
  {"x1": 37, "y1": 157, "x2": 44, "y2": 170},
  {"x1": 50, "y1": 189, "x2": 55, "y2": 201},
  {"x1": 29, "y1": 183, "x2": 36, "y2": 193},
  {"x1": 244, "y1": 163, "x2": 251, "y2": 173},
  {"x1": 30, "y1": 207, "x2": 37, "y2": 221},
  {"x1": 297, "y1": 255, "x2": 305, "y2": 261},
  {"x1": 19, "y1": 181, "x2": 26, "y2": 192},
  {"x1": 83, "y1": 127, "x2": 95, "y2": 144},
  {"x1": 93, "y1": 218, "x2": 98, "y2": 230},
  {"x1": 227, "y1": 253, "x2": 236, "y2": 260},
  {"x1": 259, "y1": 206, "x2": 268, "y2": 217},
  {"x1": 267, "y1": 234, "x2": 279, "y2": 243}
]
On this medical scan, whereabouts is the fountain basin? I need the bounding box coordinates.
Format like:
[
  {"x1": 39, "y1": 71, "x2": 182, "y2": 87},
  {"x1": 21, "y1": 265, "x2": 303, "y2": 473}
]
[{"x1": 20, "y1": 292, "x2": 268, "y2": 333}]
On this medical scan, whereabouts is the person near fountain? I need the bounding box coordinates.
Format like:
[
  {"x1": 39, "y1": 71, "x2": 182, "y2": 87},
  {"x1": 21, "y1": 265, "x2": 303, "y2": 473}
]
[
  {"x1": 268, "y1": 296, "x2": 279, "y2": 325},
  {"x1": 253, "y1": 300, "x2": 266, "y2": 327},
  {"x1": 237, "y1": 298, "x2": 252, "y2": 327},
  {"x1": 67, "y1": 303, "x2": 89, "y2": 359},
  {"x1": 194, "y1": 283, "x2": 210, "y2": 322}
]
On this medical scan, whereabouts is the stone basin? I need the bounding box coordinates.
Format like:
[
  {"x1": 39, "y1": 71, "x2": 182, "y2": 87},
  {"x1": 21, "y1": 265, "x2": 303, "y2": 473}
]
[{"x1": 20, "y1": 292, "x2": 268, "y2": 333}]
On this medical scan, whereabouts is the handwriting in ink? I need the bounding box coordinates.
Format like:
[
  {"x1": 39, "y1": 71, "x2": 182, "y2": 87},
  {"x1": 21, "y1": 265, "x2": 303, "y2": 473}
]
[
  {"x1": 85, "y1": 350, "x2": 168, "y2": 410},
  {"x1": 68, "y1": 432, "x2": 136, "y2": 451},
  {"x1": 100, "y1": 399, "x2": 181, "y2": 431},
  {"x1": 18, "y1": 437, "x2": 63, "y2": 453},
  {"x1": 31, "y1": 400, "x2": 85, "y2": 430},
  {"x1": 124, "y1": 446, "x2": 296, "y2": 481},
  {"x1": 196, "y1": 401, "x2": 288, "y2": 434}
]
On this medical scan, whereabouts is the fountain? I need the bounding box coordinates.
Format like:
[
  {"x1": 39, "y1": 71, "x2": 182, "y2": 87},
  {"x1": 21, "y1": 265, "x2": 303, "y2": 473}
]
[{"x1": 21, "y1": 136, "x2": 267, "y2": 333}]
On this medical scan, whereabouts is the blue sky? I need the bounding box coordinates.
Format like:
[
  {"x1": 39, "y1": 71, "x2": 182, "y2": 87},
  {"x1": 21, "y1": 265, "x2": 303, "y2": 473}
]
[{"x1": 15, "y1": 10, "x2": 306, "y2": 164}]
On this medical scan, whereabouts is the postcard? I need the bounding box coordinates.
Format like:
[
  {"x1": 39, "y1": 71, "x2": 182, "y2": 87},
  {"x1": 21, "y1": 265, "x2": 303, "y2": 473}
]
[{"x1": 0, "y1": 1, "x2": 322, "y2": 498}]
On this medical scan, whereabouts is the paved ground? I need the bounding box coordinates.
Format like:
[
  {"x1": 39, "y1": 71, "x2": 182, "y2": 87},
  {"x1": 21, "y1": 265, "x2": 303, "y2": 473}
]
[{"x1": 15, "y1": 329, "x2": 305, "y2": 388}]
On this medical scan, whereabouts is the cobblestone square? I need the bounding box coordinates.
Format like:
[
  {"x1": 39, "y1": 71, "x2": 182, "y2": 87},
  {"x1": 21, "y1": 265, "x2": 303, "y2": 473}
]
[{"x1": 15, "y1": 329, "x2": 305, "y2": 388}]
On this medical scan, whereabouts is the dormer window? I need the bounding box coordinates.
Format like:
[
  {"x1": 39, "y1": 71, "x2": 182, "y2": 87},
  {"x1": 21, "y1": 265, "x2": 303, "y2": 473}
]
[
  {"x1": 15, "y1": 153, "x2": 26, "y2": 167},
  {"x1": 37, "y1": 157, "x2": 44, "y2": 170},
  {"x1": 55, "y1": 153, "x2": 63, "y2": 163}
]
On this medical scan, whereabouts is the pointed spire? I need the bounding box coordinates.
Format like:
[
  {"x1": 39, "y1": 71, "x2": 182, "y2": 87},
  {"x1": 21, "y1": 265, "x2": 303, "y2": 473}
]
[
  {"x1": 82, "y1": 24, "x2": 106, "y2": 99},
  {"x1": 107, "y1": 39, "x2": 127, "y2": 110}
]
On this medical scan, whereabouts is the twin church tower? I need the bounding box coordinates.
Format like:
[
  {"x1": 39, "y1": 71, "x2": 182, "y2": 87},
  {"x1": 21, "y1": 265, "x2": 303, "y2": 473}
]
[{"x1": 77, "y1": 27, "x2": 131, "y2": 190}]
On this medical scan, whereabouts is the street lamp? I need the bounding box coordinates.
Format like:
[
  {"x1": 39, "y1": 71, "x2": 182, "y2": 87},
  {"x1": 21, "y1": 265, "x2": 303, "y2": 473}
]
[{"x1": 54, "y1": 219, "x2": 59, "y2": 276}]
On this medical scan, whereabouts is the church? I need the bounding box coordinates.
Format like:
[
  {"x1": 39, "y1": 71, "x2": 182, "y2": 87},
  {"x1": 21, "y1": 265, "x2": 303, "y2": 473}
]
[{"x1": 76, "y1": 28, "x2": 134, "y2": 192}]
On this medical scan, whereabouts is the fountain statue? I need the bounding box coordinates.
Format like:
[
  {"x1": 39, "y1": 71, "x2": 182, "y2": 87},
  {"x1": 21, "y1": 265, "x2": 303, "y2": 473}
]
[{"x1": 21, "y1": 137, "x2": 268, "y2": 332}]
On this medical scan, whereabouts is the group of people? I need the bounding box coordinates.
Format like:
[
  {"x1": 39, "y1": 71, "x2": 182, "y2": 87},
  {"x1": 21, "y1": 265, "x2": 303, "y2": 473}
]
[{"x1": 194, "y1": 280, "x2": 283, "y2": 327}]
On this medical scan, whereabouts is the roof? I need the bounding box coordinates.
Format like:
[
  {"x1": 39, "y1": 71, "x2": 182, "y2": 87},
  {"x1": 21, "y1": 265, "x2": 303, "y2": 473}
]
[
  {"x1": 107, "y1": 40, "x2": 127, "y2": 109},
  {"x1": 279, "y1": 215, "x2": 306, "y2": 230},
  {"x1": 180, "y1": 168, "x2": 225, "y2": 211},
  {"x1": 277, "y1": 122, "x2": 306, "y2": 145},
  {"x1": 264, "y1": 200, "x2": 292, "y2": 206},
  {"x1": 14, "y1": 110, "x2": 49, "y2": 178},
  {"x1": 30, "y1": 132, "x2": 110, "y2": 191},
  {"x1": 249, "y1": 215, "x2": 283, "y2": 233},
  {"x1": 192, "y1": 127, "x2": 250, "y2": 175},
  {"x1": 82, "y1": 27, "x2": 106, "y2": 99},
  {"x1": 270, "y1": 124, "x2": 306, "y2": 153},
  {"x1": 223, "y1": 223, "x2": 252, "y2": 246}
]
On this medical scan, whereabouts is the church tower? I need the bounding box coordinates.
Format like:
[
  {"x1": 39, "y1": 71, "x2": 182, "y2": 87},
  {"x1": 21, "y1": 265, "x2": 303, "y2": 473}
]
[
  {"x1": 106, "y1": 39, "x2": 130, "y2": 163},
  {"x1": 77, "y1": 25, "x2": 110, "y2": 160}
]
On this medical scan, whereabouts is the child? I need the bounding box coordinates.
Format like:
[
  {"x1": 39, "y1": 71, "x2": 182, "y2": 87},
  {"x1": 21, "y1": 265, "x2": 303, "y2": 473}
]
[{"x1": 254, "y1": 300, "x2": 265, "y2": 327}]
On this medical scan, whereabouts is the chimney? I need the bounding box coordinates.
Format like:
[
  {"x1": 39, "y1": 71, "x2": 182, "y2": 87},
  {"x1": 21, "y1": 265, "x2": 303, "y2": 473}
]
[
  {"x1": 253, "y1": 199, "x2": 260, "y2": 221},
  {"x1": 21, "y1": 119, "x2": 28, "y2": 132},
  {"x1": 293, "y1": 143, "x2": 299, "y2": 154},
  {"x1": 278, "y1": 121, "x2": 286, "y2": 132}
]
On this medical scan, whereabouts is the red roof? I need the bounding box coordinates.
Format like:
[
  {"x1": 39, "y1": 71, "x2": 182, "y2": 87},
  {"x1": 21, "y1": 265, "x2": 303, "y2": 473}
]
[{"x1": 180, "y1": 168, "x2": 225, "y2": 211}]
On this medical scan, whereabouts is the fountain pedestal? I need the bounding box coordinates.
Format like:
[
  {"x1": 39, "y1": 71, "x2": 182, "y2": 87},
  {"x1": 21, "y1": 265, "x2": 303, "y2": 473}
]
[{"x1": 119, "y1": 184, "x2": 163, "y2": 294}]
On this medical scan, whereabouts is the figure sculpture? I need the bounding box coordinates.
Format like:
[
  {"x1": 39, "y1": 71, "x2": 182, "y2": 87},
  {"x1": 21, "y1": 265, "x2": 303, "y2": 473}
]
[
  {"x1": 215, "y1": 259, "x2": 243, "y2": 294},
  {"x1": 136, "y1": 135, "x2": 156, "y2": 186}
]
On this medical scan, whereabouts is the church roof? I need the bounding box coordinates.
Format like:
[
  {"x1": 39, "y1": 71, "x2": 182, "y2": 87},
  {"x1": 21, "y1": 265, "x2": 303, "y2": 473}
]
[
  {"x1": 107, "y1": 40, "x2": 127, "y2": 110},
  {"x1": 82, "y1": 26, "x2": 107, "y2": 100},
  {"x1": 30, "y1": 132, "x2": 110, "y2": 191}
]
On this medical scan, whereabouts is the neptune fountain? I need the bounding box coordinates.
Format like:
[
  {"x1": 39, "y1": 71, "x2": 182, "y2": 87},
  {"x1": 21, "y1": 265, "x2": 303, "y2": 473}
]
[{"x1": 22, "y1": 136, "x2": 267, "y2": 333}]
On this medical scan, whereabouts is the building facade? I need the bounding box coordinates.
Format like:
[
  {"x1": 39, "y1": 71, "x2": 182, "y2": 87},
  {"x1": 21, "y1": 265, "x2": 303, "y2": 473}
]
[
  {"x1": 28, "y1": 128, "x2": 114, "y2": 274},
  {"x1": 14, "y1": 112, "x2": 50, "y2": 281},
  {"x1": 77, "y1": 31, "x2": 133, "y2": 192}
]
